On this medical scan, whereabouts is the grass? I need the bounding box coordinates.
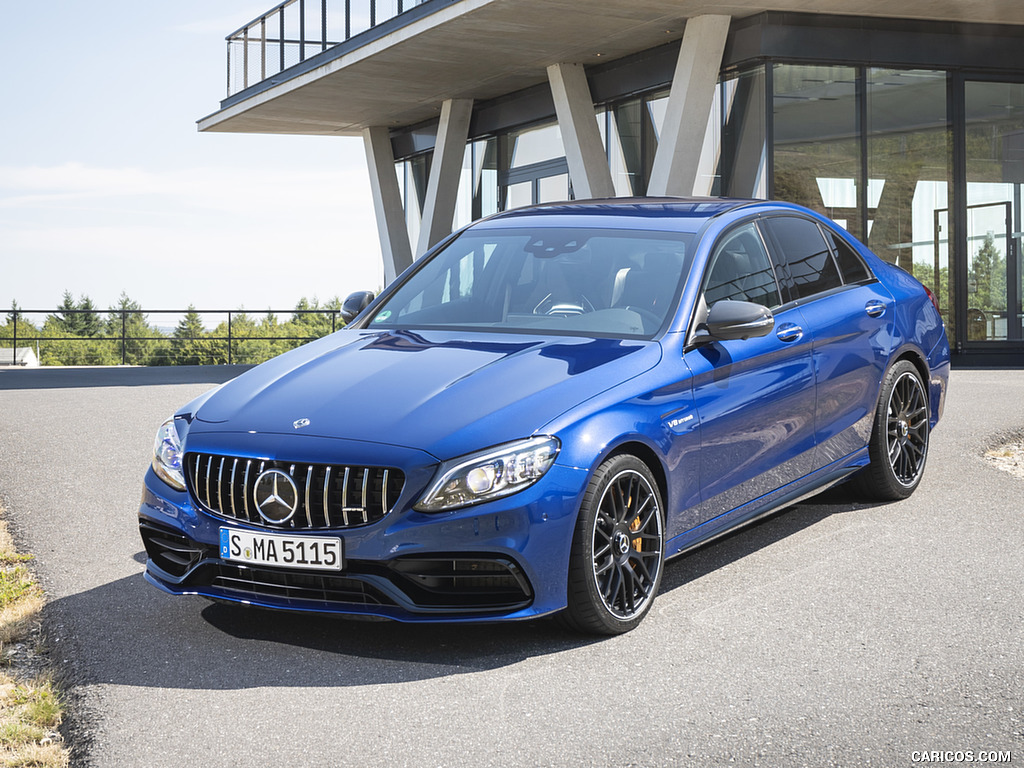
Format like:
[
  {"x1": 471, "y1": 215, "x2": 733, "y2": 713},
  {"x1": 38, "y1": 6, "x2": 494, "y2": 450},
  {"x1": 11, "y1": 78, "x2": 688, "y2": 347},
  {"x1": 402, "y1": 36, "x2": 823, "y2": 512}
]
[{"x1": 0, "y1": 511, "x2": 68, "y2": 768}]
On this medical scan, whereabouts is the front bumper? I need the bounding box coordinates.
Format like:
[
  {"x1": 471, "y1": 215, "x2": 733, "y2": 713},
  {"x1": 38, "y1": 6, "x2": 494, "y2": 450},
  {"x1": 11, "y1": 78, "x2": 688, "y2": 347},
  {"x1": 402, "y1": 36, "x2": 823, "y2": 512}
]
[{"x1": 138, "y1": 461, "x2": 588, "y2": 623}]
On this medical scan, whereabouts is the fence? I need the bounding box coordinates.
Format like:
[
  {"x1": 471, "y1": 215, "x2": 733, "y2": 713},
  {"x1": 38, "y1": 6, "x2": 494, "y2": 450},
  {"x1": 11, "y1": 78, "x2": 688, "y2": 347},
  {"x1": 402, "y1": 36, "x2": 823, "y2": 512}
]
[
  {"x1": 226, "y1": 0, "x2": 430, "y2": 97},
  {"x1": 2, "y1": 309, "x2": 344, "y2": 367}
]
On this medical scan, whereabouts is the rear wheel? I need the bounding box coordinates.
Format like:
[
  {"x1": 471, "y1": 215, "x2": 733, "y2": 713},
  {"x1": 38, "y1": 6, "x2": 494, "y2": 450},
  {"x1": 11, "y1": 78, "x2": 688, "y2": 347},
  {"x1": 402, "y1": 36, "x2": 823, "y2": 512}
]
[
  {"x1": 852, "y1": 360, "x2": 930, "y2": 500},
  {"x1": 562, "y1": 455, "x2": 664, "y2": 635}
]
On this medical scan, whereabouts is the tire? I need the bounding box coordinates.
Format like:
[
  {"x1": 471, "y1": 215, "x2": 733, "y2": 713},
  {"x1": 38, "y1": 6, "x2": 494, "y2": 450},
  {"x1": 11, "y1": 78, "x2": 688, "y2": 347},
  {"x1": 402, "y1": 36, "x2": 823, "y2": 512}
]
[
  {"x1": 851, "y1": 360, "x2": 930, "y2": 501},
  {"x1": 562, "y1": 455, "x2": 665, "y2": 635}
]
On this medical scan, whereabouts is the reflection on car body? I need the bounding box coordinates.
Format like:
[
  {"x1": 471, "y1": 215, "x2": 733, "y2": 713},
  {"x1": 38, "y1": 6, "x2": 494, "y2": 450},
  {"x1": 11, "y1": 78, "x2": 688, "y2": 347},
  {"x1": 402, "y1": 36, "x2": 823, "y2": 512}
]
[{"x1": 140, "y1": 198, "x2": 949, "y2": 634}]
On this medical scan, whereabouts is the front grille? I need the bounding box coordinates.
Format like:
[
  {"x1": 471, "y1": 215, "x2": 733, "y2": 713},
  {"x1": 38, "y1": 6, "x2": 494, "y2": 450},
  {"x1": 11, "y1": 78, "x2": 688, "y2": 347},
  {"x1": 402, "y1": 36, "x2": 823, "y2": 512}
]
[{"x1": 184, "y1": 452, "x2": 405, "y2": 530}]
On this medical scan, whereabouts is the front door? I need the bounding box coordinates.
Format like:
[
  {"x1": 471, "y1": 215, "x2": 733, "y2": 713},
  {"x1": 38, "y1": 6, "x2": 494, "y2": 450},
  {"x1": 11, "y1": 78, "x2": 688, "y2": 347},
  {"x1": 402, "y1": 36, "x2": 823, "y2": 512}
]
[{"x1": 685, "y1": 220, "x2": 817, "y2": 524}]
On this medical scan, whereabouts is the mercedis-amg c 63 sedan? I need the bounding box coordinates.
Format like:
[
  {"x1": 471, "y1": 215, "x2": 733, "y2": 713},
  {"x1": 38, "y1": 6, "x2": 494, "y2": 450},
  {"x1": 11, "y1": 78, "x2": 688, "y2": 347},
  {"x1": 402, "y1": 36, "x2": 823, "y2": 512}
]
[{"x1": 140, "y1": 198, "x2": 949, "y2": 634}]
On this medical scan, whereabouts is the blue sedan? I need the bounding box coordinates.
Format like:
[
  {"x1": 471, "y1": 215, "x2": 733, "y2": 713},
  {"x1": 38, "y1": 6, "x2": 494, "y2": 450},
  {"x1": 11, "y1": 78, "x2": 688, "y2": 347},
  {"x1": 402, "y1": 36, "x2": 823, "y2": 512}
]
[{"x1": 140, "y1": 198, "x2": 949, "y2": 634}]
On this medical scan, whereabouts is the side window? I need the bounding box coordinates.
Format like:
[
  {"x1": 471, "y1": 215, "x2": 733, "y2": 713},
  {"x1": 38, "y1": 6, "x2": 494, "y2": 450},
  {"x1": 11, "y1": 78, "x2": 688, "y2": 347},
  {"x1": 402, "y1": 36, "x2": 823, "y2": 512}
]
[
  {"x1": 704, "y1": 222, "x2": 781, "y2": 308},
  {"x1": 764, "y1": 216, "x2": 842, "y2": 299},
  {"x1": 821, "y1": 227, "x2": 872, "y2": 283}
]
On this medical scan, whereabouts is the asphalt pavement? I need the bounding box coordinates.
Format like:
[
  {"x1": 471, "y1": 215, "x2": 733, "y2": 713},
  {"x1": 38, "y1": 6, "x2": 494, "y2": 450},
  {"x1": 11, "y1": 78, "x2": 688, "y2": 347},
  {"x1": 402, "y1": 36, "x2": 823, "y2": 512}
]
[{"x1": 0, "y1": 365, "x2": 1020, "y2": 767}]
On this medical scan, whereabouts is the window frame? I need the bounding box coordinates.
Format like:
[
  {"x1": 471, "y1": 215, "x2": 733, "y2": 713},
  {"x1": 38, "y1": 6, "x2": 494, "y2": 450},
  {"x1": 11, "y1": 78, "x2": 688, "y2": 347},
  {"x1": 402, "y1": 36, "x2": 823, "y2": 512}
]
[{"x1": 699, "y1": 219, "x2": 785, "y2": 310}]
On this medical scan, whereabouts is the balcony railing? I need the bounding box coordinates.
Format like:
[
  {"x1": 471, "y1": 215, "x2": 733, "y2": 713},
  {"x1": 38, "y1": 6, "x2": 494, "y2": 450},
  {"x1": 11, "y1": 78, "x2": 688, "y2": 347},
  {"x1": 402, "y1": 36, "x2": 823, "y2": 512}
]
[{"x1": 226, "y1": 0, "x2": 430, "y2": 97}]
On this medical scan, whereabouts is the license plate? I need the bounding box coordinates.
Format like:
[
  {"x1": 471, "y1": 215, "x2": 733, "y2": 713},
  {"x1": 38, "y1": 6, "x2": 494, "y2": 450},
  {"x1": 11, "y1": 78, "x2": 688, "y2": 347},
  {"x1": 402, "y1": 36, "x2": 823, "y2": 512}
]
[{"x1": 219, "y1": 528, "x2": 343, "y2": 571}]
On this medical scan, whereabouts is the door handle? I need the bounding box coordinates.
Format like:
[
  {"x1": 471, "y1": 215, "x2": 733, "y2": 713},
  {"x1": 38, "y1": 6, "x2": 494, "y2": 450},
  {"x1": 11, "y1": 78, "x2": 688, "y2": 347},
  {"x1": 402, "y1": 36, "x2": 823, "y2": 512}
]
[
  {"x1": 865, "y1": 300, "x2": 887, "y2": 318},
  {"x1": 776, "y1": 323, "x2": 803, "y2": 342}
]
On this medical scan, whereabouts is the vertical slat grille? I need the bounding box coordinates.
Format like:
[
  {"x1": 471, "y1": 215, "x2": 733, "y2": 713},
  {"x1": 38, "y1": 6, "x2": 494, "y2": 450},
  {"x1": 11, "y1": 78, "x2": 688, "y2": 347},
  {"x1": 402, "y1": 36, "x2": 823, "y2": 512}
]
[{"x1": 184, "y1": 453, "x2": 404, "y2": 530}]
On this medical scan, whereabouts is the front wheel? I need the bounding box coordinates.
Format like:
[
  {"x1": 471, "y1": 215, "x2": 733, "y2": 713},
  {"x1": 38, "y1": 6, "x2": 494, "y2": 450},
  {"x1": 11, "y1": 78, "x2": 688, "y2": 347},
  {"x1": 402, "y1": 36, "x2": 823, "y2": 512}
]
[
  {"x1": 852, "y1": 360, "x2": 930, "y2": 500},
  {"x1": 562, "y1": 455, "x2": 665, "y2": 635}
]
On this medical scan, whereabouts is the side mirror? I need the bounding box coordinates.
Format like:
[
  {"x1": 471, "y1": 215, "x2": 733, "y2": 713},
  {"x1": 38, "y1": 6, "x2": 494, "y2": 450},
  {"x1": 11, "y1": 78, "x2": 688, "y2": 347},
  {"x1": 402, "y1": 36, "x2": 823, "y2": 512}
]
[
  {"x1": 692, "y1": 300, "x2": 774, "y2": 344},
  {"x1": 341, "y1": 291, "x2": 375, "y2": 324}
]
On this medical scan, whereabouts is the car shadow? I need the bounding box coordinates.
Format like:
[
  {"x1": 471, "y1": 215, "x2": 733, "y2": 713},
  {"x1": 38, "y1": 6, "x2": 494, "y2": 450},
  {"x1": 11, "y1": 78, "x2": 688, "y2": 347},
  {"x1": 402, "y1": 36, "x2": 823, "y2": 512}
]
[{"x1": 47, "y1": 487, "x2": 885, "y2": 693}]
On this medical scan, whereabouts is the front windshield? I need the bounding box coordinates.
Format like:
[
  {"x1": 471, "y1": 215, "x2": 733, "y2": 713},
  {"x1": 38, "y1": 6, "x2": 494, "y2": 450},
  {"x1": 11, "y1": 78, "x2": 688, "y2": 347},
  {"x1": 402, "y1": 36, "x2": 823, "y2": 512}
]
[{"x1": 367, "y1": 227, "x2": 693, "y2": 338}]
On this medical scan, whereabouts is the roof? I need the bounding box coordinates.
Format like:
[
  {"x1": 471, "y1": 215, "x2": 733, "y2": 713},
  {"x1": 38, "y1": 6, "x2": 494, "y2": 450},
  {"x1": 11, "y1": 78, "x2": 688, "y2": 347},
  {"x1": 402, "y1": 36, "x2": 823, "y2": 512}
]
[
  {"x1": 198, "y1": 0, "x2": 1024, "y2": 137},
  {"x1": 470, "y1": 196, "x2": 762, "y2": 233}
]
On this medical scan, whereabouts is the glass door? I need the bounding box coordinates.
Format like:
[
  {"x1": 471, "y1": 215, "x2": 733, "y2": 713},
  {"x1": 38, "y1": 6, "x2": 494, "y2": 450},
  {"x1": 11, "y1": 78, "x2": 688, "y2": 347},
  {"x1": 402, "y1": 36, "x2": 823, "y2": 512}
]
[
  {"x1": 965, "y1": 202, "x2": 1013, "y2": 341},
  {"x1": 962, "y1": 80, "x2": 1024, "y2": 345}
]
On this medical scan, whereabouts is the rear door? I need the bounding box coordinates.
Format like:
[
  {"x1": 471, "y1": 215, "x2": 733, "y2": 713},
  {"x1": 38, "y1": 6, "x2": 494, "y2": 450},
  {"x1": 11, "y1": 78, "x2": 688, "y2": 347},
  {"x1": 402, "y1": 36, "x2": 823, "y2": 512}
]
[{"x1": 760, "y1": 215, "x2": 894, "y2": 468}]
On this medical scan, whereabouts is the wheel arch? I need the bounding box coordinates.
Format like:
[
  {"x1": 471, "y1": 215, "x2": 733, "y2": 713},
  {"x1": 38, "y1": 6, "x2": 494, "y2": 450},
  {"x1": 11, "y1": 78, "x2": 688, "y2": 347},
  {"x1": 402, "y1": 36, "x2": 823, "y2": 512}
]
[
  {"x1": 602, "y1": 440, "x2": 670, "y2": 519},
  {"x1": 891, "y1": 346, "x2": 931, "y2": 404}
]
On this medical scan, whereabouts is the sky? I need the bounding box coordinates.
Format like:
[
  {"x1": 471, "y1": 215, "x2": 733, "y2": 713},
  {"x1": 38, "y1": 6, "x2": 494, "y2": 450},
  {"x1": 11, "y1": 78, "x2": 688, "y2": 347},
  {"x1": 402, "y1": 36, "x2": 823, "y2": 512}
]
[{"x1": 0, "y1": 0, "x2": 383, "y2": 317}]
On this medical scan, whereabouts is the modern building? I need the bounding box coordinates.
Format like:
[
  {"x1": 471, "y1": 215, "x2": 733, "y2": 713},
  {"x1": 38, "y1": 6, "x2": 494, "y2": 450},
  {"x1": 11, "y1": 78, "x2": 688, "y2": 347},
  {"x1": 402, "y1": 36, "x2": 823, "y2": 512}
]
[{"x1": 198, "y1": 0, "x2": 1024, "y2": 366}]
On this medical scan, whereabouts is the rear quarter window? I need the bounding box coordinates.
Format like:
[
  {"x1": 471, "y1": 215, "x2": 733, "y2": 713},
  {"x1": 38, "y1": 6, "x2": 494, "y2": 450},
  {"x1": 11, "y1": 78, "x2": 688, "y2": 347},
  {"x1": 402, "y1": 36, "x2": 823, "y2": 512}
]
[{"x1": 821, "y1": 227, "x2": 873, "y2": 283}]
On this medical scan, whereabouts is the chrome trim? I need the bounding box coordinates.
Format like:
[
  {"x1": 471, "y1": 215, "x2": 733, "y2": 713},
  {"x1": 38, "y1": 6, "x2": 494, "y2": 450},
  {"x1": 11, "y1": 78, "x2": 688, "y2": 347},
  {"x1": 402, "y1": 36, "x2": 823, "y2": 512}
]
[
  {"x1": 341, "y1": 467, "x2": 350, "y2": 526},
  {"x1": 361, "y1": 469, "x2": 369, "y2": 524},
  {"x1": 216, "y1": 457, "x2": 226, "y2": 515},
  {"x1": 204, "y1": 455, "x2": 214, "y2": 509},
  {"x1": 229, "y1": 458, "x2": 238, "y2": 518},
  {"x1": 304, "y1": 465, "x2": 313, "y2": 527},
  {"x1": 381, "y1": 469, "x2": 389, "y2": 518},
  {"x1": 323, "y1": 466, "x2": 332, "y2": 527},
  {"x1": 243, "y1": 459, "x2": 252, "y2": 521}
]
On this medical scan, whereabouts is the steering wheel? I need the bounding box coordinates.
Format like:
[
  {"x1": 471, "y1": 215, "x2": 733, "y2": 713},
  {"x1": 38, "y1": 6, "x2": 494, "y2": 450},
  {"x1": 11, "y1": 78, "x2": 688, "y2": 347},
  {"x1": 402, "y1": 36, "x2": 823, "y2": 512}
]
[{"x1": 534, "y1": 294, "x2": 597, "y2": 316}]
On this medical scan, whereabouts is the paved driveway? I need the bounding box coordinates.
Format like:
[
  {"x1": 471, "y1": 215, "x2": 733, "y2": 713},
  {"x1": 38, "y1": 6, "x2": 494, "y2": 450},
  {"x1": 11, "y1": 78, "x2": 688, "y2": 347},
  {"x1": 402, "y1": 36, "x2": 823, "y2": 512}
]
[{"x1": 0, "y1": 366, "x2": 1021, "y2": 767}]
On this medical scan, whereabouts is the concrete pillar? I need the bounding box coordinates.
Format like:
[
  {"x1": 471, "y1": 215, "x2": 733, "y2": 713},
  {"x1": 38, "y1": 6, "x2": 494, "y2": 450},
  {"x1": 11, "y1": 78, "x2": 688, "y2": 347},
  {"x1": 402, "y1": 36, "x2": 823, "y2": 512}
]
[
  {"x1": 416, "y1": 98, "x2": 474, "y2": 257},
  {"x1": 647, "y1": 15, "x2": 731, "y2": 197},
  {"x1": 547, "y1": 62, "x2": 615, "y2": 200},
  {"x1": 362, "y1": 126, "x2": 413, "y2": 285}
]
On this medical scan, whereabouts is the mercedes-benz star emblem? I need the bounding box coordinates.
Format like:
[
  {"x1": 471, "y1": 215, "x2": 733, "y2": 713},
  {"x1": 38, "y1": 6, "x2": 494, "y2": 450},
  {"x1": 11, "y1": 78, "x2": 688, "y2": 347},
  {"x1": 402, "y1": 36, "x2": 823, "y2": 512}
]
[
  {"x1": 293, "y1": 418, "x2": 311, "y2": 430},
  {"x1": 253, "y1": 469, "x2": 299, "y2": 524}
]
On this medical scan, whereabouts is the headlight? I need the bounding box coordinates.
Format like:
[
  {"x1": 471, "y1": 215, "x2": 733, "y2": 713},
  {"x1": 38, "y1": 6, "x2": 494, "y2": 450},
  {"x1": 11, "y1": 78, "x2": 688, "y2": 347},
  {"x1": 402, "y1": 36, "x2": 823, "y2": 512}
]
[
  {"x1": 152, "y1": 418, "x2": 186, "y2": 491},
  {"x1": 415, "y1": 436, "x2": 560, "y2": 512}
]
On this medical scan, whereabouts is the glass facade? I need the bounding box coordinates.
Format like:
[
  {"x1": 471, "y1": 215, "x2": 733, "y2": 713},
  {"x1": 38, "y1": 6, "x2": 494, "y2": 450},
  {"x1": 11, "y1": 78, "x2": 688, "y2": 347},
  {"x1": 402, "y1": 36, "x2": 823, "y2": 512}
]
[
  {"x1": 773, "y1": 65, "x2": 862, "y2": 234},
  {"x1": 393, "y1": 52, "x2": 1024, "y2": 361}
]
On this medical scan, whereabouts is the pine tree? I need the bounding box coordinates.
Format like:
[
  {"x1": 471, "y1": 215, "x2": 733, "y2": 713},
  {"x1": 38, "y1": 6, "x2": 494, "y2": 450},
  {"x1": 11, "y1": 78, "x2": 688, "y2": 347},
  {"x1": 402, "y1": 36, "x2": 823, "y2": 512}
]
[
  {"x1": 173, "y1": 306, "x2": 209, "y2": 365},
  {"x1": 55, "y1": 290, "x2": 80, "y2": 334},
  {"x1": 106, "y1": 293, "x2": 155, "y2": 364}
]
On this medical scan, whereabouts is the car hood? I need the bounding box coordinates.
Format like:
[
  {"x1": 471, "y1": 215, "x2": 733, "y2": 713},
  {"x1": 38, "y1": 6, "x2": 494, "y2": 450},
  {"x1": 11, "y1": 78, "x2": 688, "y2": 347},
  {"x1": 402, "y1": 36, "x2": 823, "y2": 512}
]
[{"x1": 191, "y1": 329, "x2": 661, "y2": 460}]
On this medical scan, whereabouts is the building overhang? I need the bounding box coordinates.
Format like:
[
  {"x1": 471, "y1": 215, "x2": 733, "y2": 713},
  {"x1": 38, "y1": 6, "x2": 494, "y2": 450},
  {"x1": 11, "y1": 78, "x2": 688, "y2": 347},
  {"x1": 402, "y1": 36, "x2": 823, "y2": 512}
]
[{"x1": 197, "y1": 0, "x2": 1024, "y2": 137}]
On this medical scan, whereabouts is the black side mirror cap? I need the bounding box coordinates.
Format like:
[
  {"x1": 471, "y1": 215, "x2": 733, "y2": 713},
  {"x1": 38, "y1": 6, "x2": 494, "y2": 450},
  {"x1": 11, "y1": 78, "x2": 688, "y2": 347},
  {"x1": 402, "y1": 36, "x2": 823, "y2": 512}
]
[
  {"x1": 341, "y1": 291, "x2": 375, "y2": 324},
  {"x1": 692, "y1": 300, "x2": 774, "y2": 344}
]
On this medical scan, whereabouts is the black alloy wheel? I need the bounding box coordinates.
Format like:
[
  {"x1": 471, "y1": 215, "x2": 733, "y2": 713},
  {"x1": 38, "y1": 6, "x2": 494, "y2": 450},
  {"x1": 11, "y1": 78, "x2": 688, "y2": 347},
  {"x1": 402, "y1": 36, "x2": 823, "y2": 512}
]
[
  {"x1": 563, "y1": 454, "x2": 665, "y2": 635},
  {"x1": 852, "y1": 359, "x2": 930, "y2": 500}
]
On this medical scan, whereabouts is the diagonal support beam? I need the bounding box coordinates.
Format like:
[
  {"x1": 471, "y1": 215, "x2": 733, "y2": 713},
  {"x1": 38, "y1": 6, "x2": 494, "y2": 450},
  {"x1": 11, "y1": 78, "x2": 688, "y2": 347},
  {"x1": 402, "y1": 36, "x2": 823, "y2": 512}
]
[
  {"x1": 547, "y1": 62, "x2": 615, "y2": 200},
  {"x1": 363, "y1": 126, "x2": 413, "y2": 285},
  {"x1": 647, "y1": 15, "x2": 731, "y2": 197},
  {"x1": 416, "y1": 98, "x2": 474, "y2": 257}
]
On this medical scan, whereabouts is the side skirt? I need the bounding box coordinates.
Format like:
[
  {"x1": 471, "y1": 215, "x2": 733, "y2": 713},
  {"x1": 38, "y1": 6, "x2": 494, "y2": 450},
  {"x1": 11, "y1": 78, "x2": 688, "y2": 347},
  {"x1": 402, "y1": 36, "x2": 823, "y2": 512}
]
[{"x1": 664, "y1": 449, "x2": 869, "y2": 561}]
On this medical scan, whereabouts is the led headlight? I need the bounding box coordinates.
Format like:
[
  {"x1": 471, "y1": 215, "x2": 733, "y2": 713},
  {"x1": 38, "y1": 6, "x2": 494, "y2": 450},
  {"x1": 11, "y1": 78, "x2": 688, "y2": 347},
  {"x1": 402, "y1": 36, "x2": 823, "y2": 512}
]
[
  {"x1": 152, "y1": 418, "x2": 186, "y2": 491},
  {"x1": 415, "y1": 436, "x2": 560, "y2": 512}
]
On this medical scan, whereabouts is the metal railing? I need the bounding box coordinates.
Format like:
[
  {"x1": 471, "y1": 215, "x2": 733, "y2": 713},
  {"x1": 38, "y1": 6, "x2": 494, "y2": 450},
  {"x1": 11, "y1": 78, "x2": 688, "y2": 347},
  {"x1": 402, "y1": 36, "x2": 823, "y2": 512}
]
[
  {"x1": 226, "y1": 0, "x2": 428, "y2": 97},
  {"x1": 3, "y1": 309, "x2": 344, "y2": 367}
]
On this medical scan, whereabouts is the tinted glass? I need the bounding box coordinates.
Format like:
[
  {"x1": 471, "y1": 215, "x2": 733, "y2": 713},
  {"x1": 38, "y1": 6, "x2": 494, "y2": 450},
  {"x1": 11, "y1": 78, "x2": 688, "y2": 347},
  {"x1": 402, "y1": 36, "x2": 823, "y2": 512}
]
[
  {"x1": 370, "y1": 228, "x2": 693, "y2": 338},
  {"x1": 704, "y1": 223, "x2": 781, "y2": 308},
  {"x1": 822, "y1": 227, "x2": 872, "y2": 283},
  {"x1": 765, "y1": 216, "x2": 842, "y2": 299}
]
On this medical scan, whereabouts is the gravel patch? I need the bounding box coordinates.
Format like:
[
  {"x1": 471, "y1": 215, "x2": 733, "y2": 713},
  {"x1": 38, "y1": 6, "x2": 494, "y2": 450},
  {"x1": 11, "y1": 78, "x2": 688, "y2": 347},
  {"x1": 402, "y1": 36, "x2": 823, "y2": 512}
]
[{"x1": 985, "y1": 434, "x2": 1024, "y2": 478}]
